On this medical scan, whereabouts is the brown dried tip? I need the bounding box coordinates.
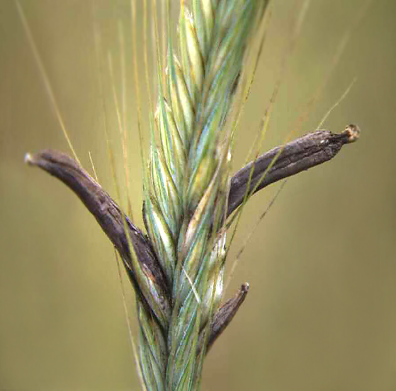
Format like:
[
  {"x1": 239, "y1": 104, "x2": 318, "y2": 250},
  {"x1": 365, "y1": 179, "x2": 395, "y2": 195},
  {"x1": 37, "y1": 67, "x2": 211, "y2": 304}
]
[
  {"x1": 344, "y1": 124, "x2": 361, "y2": 143},
  {"x1": 24, "y1": 152, "x2": 35, "y2": 165}
]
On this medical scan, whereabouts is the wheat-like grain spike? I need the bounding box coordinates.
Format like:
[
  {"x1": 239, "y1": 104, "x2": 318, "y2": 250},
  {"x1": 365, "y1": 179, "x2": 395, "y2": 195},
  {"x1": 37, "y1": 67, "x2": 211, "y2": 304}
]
[{"x1": 142, "y1": 1, "x2": 267, "y2": 389}]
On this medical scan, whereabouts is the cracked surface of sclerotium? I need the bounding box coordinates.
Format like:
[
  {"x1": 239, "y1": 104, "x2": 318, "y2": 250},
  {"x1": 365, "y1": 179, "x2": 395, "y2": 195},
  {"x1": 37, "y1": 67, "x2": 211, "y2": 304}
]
[{"x1": 140, "y1": 1, "x2": 269, "y2": 390}]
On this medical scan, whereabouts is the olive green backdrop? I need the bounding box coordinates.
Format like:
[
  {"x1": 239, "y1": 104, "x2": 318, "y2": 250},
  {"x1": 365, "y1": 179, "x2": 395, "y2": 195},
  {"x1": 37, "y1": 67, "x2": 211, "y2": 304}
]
[{"x1": 1, "y1": 1, "x2": 395, "y2": 390}]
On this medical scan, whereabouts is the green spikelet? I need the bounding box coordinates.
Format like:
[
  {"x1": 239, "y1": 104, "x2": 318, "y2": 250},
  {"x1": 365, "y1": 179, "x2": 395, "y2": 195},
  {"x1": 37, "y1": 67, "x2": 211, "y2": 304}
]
[{"x1": 143, "y1": 1, "x2": 268, "y2": 389}]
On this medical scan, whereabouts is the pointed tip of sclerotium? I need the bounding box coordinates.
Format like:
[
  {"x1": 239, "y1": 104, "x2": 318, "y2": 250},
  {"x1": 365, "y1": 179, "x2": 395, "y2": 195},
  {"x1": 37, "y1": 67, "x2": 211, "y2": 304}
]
[
  {"x1": 24, "y1": 152, "x2": 40, "y2": 167},
  {"x1": 344, "y1": 124, "x2": 361, "y2": 143},
  {"x1": 24, "y1": 152, "x2": 34, "y2": 165},
  {"x1": 242, "y1": 283, "x2": 250, "y2": 292}
]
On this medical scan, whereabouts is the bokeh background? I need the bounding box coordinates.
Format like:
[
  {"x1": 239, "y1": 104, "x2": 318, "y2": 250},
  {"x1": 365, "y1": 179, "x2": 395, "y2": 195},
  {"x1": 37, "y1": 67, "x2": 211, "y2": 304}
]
[{"x1": 1, "y1": 0, "x2": 395, "y2": 390}]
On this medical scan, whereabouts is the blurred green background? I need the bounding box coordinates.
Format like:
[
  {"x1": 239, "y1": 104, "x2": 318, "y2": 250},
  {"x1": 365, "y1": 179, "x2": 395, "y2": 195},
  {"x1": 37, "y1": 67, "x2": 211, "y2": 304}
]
[{"x1": 1, "y1": 0, "x2": 395, "y2": 390}]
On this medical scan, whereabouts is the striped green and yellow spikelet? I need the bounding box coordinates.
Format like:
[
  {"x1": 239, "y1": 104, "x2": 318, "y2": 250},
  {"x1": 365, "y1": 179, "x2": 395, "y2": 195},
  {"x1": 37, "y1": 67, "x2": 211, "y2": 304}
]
[{"x1": 142, "y1": 1, "x2": 267, "y2": 389}]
